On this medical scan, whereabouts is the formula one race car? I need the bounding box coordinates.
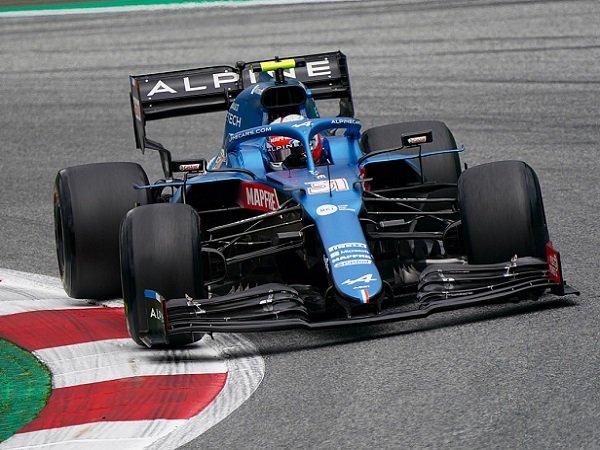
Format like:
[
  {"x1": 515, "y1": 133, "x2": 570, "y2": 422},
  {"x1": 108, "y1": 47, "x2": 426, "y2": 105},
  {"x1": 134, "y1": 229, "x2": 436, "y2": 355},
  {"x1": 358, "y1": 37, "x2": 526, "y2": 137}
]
[{"x1": 53, "y1": 51, "x2": 578, "y2": 347}]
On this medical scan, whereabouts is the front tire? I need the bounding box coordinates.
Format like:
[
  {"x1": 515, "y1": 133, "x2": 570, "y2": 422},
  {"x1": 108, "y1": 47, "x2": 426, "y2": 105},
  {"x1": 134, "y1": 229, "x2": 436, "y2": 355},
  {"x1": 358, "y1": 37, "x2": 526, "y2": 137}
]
[
  {"x1": 53, "y1": 162, "x2": 150, "y2": 299},
  {"x1": 458, "y1": 160, "x2": 549, "y2": 264},
  {"x1": 361, "y1": 120, "x2": 462, "y2": 183},
  {"x1": 120, "y1": 203, "x2": 205, "y2": 347}
]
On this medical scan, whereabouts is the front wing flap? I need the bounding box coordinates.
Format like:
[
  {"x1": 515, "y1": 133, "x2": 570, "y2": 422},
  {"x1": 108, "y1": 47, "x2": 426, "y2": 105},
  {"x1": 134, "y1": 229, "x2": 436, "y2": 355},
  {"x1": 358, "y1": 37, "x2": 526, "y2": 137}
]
[{"x1": 140, "y1": 255, "x2": 578, "y2": 340}]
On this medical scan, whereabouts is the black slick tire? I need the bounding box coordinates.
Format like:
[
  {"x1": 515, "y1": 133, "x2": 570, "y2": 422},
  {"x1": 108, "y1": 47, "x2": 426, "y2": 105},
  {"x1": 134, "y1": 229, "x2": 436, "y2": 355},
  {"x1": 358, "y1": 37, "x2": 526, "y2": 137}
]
[
  {"x1": 361, "y1": 120, "x2": 461, "y2": 183},
  {"x1": 53, "y1": 162, "x2": 150, "y2": 299},
  {"x1": 120, "y1": 203, "x2": 204, "y2": 347},
  {"x1": 458, "y1": 160, "x2": 549, "y2": 264}
]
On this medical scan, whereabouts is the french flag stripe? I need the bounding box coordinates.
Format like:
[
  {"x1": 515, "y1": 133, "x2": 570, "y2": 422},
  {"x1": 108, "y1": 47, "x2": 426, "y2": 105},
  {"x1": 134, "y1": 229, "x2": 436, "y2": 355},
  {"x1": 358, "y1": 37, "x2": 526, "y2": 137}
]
[
  {"x1": 144, "y1": 289, "x2": 162, "y2": 301},
  {"x1": 360, "y1": 289, "x2": 369, "y2": 304}
]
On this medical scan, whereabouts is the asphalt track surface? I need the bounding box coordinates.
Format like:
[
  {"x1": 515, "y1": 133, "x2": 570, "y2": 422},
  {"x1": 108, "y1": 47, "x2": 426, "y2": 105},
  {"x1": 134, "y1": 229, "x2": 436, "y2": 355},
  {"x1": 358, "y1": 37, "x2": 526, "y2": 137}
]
[{"x1": 1, "y1": 0, "x2": 599, "y2": 448}]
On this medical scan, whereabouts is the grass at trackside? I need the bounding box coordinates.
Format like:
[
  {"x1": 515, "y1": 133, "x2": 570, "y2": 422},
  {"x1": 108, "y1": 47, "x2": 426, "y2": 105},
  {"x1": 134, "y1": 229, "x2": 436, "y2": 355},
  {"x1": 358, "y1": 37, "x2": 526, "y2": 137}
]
[
  {"x1": 0, "y1": 0, "x2": 250, "y2": 13},
  {"x1": 0, "y1": 339, "x2": 51, "y2": 442}
]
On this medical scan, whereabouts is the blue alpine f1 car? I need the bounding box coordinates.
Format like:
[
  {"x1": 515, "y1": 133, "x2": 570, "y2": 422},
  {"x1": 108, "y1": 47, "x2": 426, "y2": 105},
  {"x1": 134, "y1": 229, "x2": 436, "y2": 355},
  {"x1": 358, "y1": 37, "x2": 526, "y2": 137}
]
[{"x1": 53, "y1": 51, "x2": 578, "y2": 347}]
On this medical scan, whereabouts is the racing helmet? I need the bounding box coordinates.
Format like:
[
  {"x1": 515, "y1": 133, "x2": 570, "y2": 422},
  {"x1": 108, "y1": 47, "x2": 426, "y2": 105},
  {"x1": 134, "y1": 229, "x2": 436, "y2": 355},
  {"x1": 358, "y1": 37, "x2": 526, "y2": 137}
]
[{"x1": 267, "y1": 114, "x2": 323, "y2": 169}]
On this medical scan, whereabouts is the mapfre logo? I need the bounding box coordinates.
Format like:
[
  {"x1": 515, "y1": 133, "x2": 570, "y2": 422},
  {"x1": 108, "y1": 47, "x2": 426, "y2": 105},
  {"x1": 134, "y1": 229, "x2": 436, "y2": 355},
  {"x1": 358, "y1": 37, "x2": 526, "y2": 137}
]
[{"x1": 239, "y1": 181, "x2": 280, "y2": 212}]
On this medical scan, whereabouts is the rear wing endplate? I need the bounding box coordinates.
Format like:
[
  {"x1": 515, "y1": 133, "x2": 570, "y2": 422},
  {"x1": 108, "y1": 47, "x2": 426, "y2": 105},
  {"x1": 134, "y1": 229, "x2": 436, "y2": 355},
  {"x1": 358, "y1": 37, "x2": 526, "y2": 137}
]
[{"x1": 130, "y1": 51, "x2": 353, "y2": 152}]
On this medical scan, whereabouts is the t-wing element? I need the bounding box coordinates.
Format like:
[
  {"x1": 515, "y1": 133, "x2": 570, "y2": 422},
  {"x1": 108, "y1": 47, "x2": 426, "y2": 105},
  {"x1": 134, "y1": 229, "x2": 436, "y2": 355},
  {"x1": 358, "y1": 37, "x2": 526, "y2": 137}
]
[
  {"x1": 253, "y1": 58, "x2": 299, "y2": 72},
  {"x1": 251, "y1": 57, "x2": 307, "y2": 84}
]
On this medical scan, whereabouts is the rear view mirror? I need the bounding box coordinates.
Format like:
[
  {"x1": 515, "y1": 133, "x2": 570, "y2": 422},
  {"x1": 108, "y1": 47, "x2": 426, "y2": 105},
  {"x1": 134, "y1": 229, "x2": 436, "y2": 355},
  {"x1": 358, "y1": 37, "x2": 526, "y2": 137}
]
[{"x1": 401, "y1": 130, "x2": 433, "y2": 147}]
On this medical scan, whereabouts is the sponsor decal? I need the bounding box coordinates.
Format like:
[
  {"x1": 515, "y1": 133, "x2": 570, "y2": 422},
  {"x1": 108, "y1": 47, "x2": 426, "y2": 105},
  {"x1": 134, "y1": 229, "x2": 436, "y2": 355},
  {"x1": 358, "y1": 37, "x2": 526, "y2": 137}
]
[
  {"x1": 306, "y1": 59, "x2": 332, "y2": 77},
  {"x1": 305, "y1": 178, "x2": 350, "y2": 195},
  {"x1": 327, "y1": 242, "x2": 373, "y2": 269},
  {"x1": 328, "y1": 242, "x2": 368, "y2": 253},
  {"x1": 332, "y1": 253, "x2": 371, "y2": 264},
  {"x1": 341, "y1": 273, "x2": 377, "y2": 286},
  {"x1": 183, "y1": 76, "x2": 207, "y2": 92},
  {"x1": 546, "y1": 242, "x2": 562, "y2": 284},
  {"x1": 337, "y1": 204, "x2": 356, "y2": 212},
  {"x1": 246, "y1": 59, "x2": 332, "y2": 85},
  {"x1": 292, "y1": 120, "x2": 312, "y2": 128},
  {"x1": 146, "y1": 79, "x2": 176, "y2": 97},
  {"x1": 334, "y1": 259, "x2": 372, "y2": 268},
  {"x1": 179, "y1": 163, "x2": 204, "y2": 172},
  {"x1": 145, "y1": 71, "x2": 240, "y2": 99},
  {"x1": 316, "y1": 204, "x2": 338, "y2": 216},
  {"x1": 226, "y1": 111, "x2": 242, "y2": 128},
  {"x1": 270, "y1": 135, "x2": 302, "y2": 149},
  {"x1": 213, "y1": 72, "x2": 238, "y2": 88},
  {"x1": 139, "y1": 57, "x2": 339, "y2": 101},
  {"x1": 230, "y1": 126, "x2": 272, "y2": 142},
  {"x1": 239, "y1": 181, "x2": 280, "y2": 212},
  {"x1": 407, "y1": 135, "x2": 427, "y2": 145},
  {"x1": 331, "y1": 118, "x2": 359, "y2": 125},
  {"x1": 150, "y1": 308, "x2": 163, "y2": 320}
]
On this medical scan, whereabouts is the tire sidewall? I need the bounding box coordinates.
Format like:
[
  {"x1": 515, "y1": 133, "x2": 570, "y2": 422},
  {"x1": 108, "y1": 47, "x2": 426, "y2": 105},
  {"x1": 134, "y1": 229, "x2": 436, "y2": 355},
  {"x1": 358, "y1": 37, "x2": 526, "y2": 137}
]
[
  {"x1": 120, "y1": 203, "x2": 204, "y2": 347},
  {"x1": 458, "y1": 160, "x2": 549, "y2": 264},
  {"x1": 53, "y1": 162, "x2": 150, "y2": 299}
]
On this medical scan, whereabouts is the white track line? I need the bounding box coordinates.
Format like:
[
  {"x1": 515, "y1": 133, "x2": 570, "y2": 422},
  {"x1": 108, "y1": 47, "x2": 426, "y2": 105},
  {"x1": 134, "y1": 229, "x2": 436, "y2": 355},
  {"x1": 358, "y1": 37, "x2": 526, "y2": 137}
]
[
  {"x1": 36, "y1": 338, "x2": 228, "y2": 388},
  {"x1": 0, "y1": 421, "x2": 188, "y2": 450},
  {"x1": 147, "y1": 332, "x2": 266, "y2": 450}
]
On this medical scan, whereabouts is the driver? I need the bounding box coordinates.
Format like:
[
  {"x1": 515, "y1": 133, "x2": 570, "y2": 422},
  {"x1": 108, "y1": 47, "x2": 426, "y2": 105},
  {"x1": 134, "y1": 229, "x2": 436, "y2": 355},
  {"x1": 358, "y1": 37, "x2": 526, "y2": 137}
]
[{"x1": 267, "y1": 114, "x2": 323, "y2": 170}]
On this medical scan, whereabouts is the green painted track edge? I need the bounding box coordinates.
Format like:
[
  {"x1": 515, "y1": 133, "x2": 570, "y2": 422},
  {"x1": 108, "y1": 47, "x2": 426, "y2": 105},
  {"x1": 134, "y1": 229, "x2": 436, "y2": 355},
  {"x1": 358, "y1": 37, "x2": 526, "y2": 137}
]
[
  {"x1": 0, "y1": 338, "x2": 52, "y2": 443},
  {"x1": 0, "y1": 0, "x2": 251, "y2": 13}
]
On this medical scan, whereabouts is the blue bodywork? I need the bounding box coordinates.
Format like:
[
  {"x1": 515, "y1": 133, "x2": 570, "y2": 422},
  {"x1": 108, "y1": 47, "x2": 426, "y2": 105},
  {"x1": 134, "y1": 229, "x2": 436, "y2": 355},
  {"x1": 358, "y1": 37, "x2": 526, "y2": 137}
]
[
  {"x1": 223, "y1": 115, "x2": 381, "y2": 303},
  {"x1": 137, "y1": 76, "x2": 462, "y2": 305},
  {"x1": 121, "y1": 54, "x2": 577, "y2": 344}
]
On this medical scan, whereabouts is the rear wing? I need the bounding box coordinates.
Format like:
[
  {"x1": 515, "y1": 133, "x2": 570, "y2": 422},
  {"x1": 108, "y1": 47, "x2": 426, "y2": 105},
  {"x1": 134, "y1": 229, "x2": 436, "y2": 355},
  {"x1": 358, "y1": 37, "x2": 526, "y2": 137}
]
[{"x1": 130, "y1": 51, "x2": 353, "y2": 152}]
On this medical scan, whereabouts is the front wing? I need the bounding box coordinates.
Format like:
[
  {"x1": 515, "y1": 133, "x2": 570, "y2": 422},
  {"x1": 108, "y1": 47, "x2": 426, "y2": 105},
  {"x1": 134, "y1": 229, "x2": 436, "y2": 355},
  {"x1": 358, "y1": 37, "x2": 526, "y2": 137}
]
[{"x1": 138, "y1": 252, "x2": 578, "y2": 347}]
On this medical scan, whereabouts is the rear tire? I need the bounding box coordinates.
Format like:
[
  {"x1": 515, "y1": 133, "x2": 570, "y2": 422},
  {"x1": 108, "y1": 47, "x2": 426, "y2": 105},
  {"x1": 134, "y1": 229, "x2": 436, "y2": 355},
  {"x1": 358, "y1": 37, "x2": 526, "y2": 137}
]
[
  {"x1": 361, "y1": 120, "x2": 461, "y2": 183},
  {"x1": 458, "y1": 160, "x2": 549, "y2": 264},
  {"x1": 120, "y1": 203, "x2": 205, "y2": 347},
  {"x1": 53, "y1": 162, "x2": 150, "y2": 299}
]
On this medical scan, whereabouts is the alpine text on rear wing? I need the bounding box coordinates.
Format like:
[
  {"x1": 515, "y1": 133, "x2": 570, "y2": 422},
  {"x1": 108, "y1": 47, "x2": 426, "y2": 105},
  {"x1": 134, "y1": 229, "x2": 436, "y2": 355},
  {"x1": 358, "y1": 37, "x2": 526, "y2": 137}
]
[{"x1": 130, "y1": 51, "x2": 353, "y2": 152}]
